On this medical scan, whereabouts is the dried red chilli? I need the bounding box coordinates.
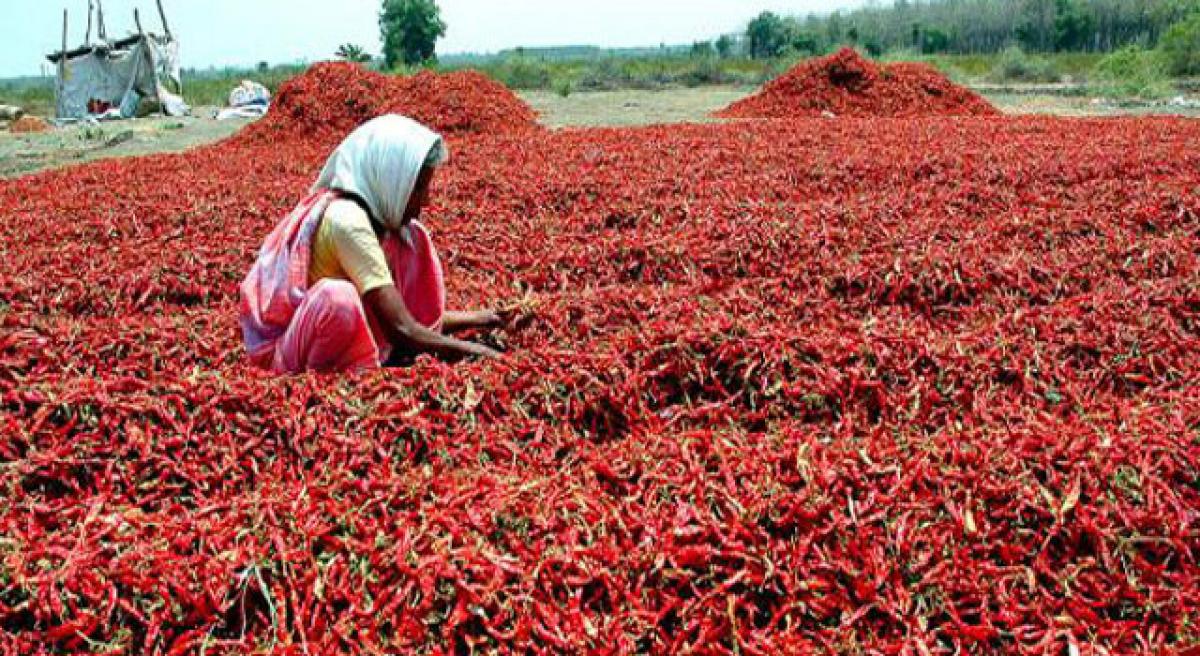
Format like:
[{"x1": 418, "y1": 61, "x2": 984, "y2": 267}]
[
  {"x1": 0, "y1": 63, "x2": 1198, "y2": 655},
  {"x1": 717, "y1": 47, "x2": 999, "y2": 119}
]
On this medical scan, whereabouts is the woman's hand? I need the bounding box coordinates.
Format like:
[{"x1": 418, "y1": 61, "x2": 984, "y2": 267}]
[
  {"x1": 496, "y1": 302, "x2": 537, "y2": 331},
  {"x1": 443, "y1": 310, "x2": 503, "y2": 333},
  {"x1": 469, "y1": 342, "x2": 504, "y2": 359},
  {"x1": 478, "y1": 310, "x2": 504, "y2": 328},
  {"x1": 364, "y1": 286, "x2": 500, "y2": 361}
]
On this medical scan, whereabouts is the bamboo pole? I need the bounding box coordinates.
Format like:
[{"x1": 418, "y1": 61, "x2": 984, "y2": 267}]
[
  {"x1": 57, "y1": 8, "x2": 68, "y2": 118},
  {"x1": 131, "y1": 9, "x2": 154, "y2": 116},
  {"x1": 155, "y1": 0, "x2": 172, "y2": 38},
  {"x1": 84, "y1": 0, "x2": 93, "y2": 44},
  {"x1": 96, "y1": 0, "x2": 106, "y2": 41}
]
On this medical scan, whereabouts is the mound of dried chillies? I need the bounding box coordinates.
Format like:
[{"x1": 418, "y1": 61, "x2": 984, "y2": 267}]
[{"x1": 717, "y1": 48, "x2": 999, "y2": 119}]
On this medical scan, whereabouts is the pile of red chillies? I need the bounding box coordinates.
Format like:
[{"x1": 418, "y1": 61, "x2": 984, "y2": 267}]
[
  {"x1": 240, "y1": 62, "x2": 541, "y2": 146},
  {"x1": 717, "y1": 48, "x2": 1000, "y2": 119},
  {"x1": 0, "y1": 63, "x2": 1197, "y2": 655}
]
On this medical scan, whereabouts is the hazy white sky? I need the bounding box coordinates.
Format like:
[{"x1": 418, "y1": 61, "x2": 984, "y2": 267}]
[{"x1": 1, "y1": 1, "x2": 863, "y2": 78}]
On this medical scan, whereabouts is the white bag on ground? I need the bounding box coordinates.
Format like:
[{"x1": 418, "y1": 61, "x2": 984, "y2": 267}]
[{"x1": 229, "y1": 81, "x2": 271, "y2": 108}]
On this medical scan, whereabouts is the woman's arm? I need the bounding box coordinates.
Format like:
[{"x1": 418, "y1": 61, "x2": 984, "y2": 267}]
[
  {"x1": 364, "y1": 285, "x2": 501, "y2": 359},
  {"x1": 443, "y1": 310, "x2": 502, "y2": 333}
]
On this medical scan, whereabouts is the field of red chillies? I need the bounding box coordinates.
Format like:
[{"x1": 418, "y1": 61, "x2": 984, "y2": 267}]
[{"x1": 1, "y1": 63, "x2": 1199, "y2": 655}]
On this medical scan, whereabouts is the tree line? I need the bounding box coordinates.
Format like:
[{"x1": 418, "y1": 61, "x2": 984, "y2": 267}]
[
  {"x1": 366, "y1": 0, "x2": 1198, "y2": 80},
  {"x1": 740, "y1": 0, "x2": 1199, "y2": 58}
]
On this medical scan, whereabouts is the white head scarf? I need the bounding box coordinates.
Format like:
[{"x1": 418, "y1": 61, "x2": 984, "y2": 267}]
[{"x1": 312, "y1": 115, "x2": 449, "y2": 231}]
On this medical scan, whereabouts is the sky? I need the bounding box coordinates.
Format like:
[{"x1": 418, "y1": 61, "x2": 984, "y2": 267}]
[{"x1": 1, "y1": 0, "x2": 864, "y2": 78}]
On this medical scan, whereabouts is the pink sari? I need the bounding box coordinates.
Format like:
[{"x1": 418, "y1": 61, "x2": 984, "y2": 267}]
[{"x1": 239, "y1": 190, "x2": 445, "y2": 373}]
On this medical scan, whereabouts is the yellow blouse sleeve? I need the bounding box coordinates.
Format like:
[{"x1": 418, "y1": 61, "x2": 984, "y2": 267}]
[{"x1": 324, "y1": 201, "x2": 394, "y2": 295}]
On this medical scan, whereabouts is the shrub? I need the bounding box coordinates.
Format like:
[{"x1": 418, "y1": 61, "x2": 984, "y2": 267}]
[
  {"x1": 989, "y1": 46, "x2": 1063, "y2": 83},
  {"x1": 576, "y1": 58, "x2": 628, "y2": 91},
  {"x1": 921, "y1": 27, "x2": 951, "y2": 54},
  {"x1": 1092, "y1": 46, "x2": 1172, "y2": 99},
  {"x1": 552, "y1": 77, "x2": 574, "y2": 98},
  {"x1": 1159, "y1": 13, "x2": 1200, "y2": 76},
  {"x1": 682, "y1": 57, "x2": 726, "y2": 87},
  {"x1": 791, "y1": 31, "x2": 822, "y2": 55},
  {"x1": 495, "y1": 56, "x2": 553, "y2": 90},
  {"x1": 716, "y1": 35, "x2": 735, "y2": 58}
]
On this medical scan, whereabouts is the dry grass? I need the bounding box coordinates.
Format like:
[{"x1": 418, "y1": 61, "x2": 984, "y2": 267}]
[{"x1": 520, "y1": 86, "x2": 750, "y2": 127}]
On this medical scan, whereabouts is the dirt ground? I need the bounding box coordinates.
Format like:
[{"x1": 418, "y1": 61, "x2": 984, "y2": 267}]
[
  {"x1": 522, "y1": 87, "x2": 750, "y2": 127},
  {"x1": 2, "y1": 88, "x2": 1198, "y2": 178},
  {"x1": 984, "y1": 92, "x2": 1200, "y2": 117},
  {"x1": 0, "y1": 108, "x2": 252, "y2": 178}
]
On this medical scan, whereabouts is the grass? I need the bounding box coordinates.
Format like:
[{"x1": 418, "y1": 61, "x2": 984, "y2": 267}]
[
  {"x1": 180, "y1": 65, "x2": 305, "y2": 106},
  {"x1": 945, "y1": 52, "x2": 1101, "y2": 81},
  {"x1": 422, "y1": 50, "x2": 1167, "y2": 94},
  {"x1": 438, "y1": 55, "x2": 773, "y2": 92},
  {"x1": 0, "y1": 80, "x2": 55, "y2": 118},
  {"x1": 457, "y1": 50, "x2": 1114, "y2": 92}
]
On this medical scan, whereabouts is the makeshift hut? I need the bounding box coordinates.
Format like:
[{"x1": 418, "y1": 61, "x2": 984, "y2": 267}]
[{"x1": 46, "y1": 0, "x2": 188, "y2": 119}]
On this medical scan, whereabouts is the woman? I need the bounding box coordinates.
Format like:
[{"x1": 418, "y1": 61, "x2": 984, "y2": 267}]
[{"x1": 240, "y1": 115, "x2": 502, "y2": 373}]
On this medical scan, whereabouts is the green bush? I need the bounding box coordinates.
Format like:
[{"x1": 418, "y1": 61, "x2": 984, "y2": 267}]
[
  {"x1": 989, "y1": 46, "x2": 1063, "y2": 83},
  {"x1": 921, "y1": 27, "x2": 951, "y2": 54},
  {"x1": 791, "y1": 31, "x2": 821, "y2": 55},
  {"x1": 576, "y1": 58, "x2": 629, "y2": 91},
  {"x1": 492, "y1": 56, "x2": 554, "y2": 90},
  {"x1": 691, "y1": 41, "x2": 716, "y2": 58},
  {"x1": 681, "y1": 57, "x2": 726, "y2": 87},
  {"x1": 1159, "y1": 13, "x2": 1200, "y2": 76},
  {"x1": 552, "y1": 77, "x2": 574, "y2": 98},
  {"x1": 1092, "y1": 46, "x2": 1173, "y2": 98}
]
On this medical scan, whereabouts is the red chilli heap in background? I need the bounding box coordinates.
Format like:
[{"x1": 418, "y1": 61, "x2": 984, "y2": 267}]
[
  {"x1": 239, "y1": 62, "x2": 540, "y2": 146},
  {"x1": 1, "y1": 61, "x2": 1199, "y2": 655},
  {"x1": 717, "y1": 47, "x2": 999, "y2": 119}
]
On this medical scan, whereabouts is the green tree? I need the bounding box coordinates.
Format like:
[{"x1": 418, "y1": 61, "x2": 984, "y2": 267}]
[
  {"x1": 691, "y1": 40, "x2": 716, "y2": 58},
  {"x1": 792, "y1": 31, "x2": 821, "y2": 54},
  {"x1": 921, "y1": 26, "x2": 951, "y2": 53},
  {"x1": 380, "y1": 0, "x2": 447, "y2": 68},
  {"x1": 1160, "y1": 11, "x2": 1200, "y2": 74},
  {"x1": 747, "y1": 11, "x2": 790, "y2": 58},
  {"x1": 715, "y1": 34, "x2": 735, "y2": 58},
  {"x1": 826, "y1": 12, "x2": 845, "y2": 46},
  {"x1": 336, "y1": 43, "x2": 373, "y2": 63},
  {"x1": 1017, "y1": 0, "x2": 1056, "y2": 51},
  {"x1": 1054, "y1": 0, "x2": 1096, "y2": 51}
]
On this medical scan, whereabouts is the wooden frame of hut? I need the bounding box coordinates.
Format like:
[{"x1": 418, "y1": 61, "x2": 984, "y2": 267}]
[{"x1": 46, "y1": 0, "x2": 188, "y2": 119}]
